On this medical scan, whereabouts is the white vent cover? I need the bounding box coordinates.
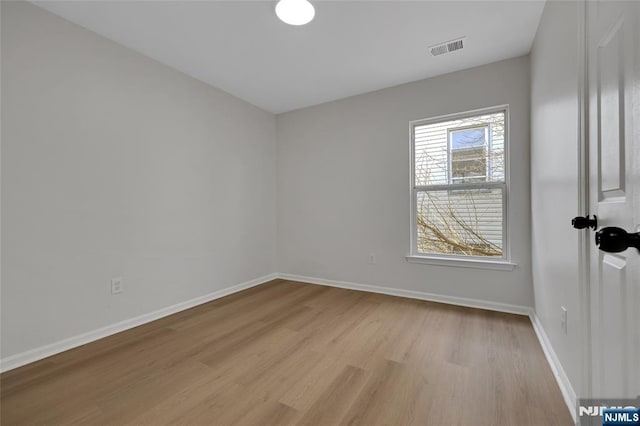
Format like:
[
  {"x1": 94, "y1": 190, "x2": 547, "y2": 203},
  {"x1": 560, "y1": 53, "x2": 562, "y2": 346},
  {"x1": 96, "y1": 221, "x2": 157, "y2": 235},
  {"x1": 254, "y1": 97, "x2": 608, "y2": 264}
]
[{"x1": 429, "y1": 37, "x2": 466, "y2": 56}]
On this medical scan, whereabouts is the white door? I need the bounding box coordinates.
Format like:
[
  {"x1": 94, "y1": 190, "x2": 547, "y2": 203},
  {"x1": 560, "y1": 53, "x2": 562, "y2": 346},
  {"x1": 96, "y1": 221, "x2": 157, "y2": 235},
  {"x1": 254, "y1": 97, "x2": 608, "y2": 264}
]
[{"x1": 587, "y1": 0, "x2": 640, "y2": 399}]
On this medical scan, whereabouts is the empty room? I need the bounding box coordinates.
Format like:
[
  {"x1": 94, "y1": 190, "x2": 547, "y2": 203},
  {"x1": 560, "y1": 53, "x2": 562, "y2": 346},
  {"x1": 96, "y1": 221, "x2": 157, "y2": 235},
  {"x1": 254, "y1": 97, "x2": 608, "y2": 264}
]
[{"x1": 1, "y1": 0, "x2": 638, "y2": 424}]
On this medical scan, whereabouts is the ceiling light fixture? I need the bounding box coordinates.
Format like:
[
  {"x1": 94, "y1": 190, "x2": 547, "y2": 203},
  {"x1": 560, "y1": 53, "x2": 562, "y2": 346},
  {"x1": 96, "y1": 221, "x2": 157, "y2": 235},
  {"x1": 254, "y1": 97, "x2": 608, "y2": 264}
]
[{"x1": 275, "y1": 0, "x2": 315, "y2": 26}]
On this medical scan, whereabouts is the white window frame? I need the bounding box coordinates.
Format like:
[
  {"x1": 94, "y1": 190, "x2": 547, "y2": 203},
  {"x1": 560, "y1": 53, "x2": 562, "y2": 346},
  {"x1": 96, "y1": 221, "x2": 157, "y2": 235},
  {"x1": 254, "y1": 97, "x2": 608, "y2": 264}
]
[{"x1": 407, "y1": 105, "x2": 516, "y2": 270}]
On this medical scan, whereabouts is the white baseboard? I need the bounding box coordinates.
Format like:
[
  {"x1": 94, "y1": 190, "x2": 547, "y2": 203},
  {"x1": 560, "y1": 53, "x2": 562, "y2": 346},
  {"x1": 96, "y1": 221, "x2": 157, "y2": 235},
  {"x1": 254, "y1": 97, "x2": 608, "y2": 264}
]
[
  {"x1": 277, "y1": 273, "x2": 532, "y2": 316},
  {"x1": 0, "y1": 273, "x2": 278, "y2": 373},
  {"x1": 528, "y1": 312, "x2": 577, "y2": 423},
  {"x1": 0, "y1": 270, "x2": 577, "y2": 425}
]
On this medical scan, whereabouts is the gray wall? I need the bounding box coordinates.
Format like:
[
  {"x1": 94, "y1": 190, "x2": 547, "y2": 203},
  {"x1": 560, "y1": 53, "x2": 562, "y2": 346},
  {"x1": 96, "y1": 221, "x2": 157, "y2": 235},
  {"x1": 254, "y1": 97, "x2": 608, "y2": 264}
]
[
  {"x1": 2, "y1": 1, "x2": 542, "y2": 365},
  {"x1": 530, "y1": 0, "x2": 582, "y2": 395},
  {"x1": 276, "y1": 56, "x2": 533, "y2": 308},
  {"x1": 1, "y1": 1, "x2": 277, "y2": 359}
]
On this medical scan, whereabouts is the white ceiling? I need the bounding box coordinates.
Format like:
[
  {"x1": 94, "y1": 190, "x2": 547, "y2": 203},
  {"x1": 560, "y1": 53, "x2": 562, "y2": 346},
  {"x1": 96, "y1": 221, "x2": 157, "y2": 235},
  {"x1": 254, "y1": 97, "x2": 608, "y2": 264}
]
[{"x1": 34, "y1": 1, "x2": 545, "y2": 114}]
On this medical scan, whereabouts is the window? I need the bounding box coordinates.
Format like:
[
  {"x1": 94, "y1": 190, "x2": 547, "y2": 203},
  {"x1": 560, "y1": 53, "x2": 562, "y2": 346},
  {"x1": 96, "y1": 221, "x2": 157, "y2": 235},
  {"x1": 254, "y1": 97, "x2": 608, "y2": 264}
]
[{"x1": 410, "y1": 107, "x2": 508, "y2": 261}]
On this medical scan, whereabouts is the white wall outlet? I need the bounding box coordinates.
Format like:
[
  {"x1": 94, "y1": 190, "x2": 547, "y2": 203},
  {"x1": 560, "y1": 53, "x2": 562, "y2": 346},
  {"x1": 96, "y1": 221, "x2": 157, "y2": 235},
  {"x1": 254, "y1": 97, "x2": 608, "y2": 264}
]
[
  {"x1": 560, "y1": 306, "x2": 567, "y2": 334},
  {"x1": 111, "y1": 277, "x2": 123, "y2": 295},
  {"x1": 368, "y1": 252, "x2": 376, "y2": 264}
]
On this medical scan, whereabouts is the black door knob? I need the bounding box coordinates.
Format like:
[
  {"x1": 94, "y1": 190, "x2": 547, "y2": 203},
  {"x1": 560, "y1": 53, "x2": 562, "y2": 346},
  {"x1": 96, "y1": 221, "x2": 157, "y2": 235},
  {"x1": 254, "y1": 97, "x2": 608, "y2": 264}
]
[
  {"x1": 595, "y1": 227, "x2": 640, "y2": 253},
  {"x1": 572, "y1": 215, "x2": 597, "y2": 230}
]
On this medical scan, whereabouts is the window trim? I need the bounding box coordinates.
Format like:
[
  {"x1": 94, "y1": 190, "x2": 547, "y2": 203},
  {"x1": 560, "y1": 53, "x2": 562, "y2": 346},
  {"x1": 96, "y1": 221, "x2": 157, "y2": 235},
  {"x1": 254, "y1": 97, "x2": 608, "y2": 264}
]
[{"x1": 409, "y1": 105, "x2": 513, "y2": 269}]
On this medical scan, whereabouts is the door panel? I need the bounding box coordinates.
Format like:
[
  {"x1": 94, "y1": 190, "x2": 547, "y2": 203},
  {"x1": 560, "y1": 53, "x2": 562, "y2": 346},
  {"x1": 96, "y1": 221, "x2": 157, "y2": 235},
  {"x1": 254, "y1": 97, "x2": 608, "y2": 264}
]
[
  {"x1": 596, "y1": 17, "x2": 624, "y2": 197},
  {"x1": 599, "y1": 253, "x2": 627, "y2": 395}
]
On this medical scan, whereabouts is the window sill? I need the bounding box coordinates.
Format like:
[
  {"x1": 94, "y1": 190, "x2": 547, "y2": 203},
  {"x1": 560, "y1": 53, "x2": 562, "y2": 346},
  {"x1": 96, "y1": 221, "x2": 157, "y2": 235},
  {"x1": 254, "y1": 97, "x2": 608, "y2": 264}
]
[{"x1": 405, "y1": 255, "x2": 517, "y2": 271}]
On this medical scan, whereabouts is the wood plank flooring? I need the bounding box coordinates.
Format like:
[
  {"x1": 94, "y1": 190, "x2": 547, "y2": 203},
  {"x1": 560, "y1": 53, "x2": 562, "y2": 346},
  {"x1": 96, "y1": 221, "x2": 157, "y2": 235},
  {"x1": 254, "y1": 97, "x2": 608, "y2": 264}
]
[{"x1": 0, "y1": 279, "x2": 573, "y2": 425}]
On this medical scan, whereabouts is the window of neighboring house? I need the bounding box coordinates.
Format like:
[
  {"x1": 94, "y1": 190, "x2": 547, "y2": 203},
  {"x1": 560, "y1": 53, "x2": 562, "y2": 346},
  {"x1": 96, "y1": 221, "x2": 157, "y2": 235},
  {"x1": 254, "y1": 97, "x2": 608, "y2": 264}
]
[
  {"x1": 410, "y1": 107, "x2": 508, "y2": 260},
  {"x1": 449, "y1": 125, "x2": 489, "y2": 183}
]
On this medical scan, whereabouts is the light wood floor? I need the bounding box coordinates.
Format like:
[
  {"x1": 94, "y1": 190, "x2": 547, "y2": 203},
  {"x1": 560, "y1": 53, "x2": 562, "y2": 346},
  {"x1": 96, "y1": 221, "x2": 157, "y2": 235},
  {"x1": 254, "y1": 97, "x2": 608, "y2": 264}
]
[{"x1": 1, "y1": 279, "x2": 572, "y2": 425}]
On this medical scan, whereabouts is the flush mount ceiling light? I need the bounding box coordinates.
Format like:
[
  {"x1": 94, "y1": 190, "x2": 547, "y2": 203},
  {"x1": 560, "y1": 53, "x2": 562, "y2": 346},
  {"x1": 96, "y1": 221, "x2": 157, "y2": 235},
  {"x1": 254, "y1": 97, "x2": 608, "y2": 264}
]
[{"x1": 275, "y1": 0, "x2": 315, "y2": 26}]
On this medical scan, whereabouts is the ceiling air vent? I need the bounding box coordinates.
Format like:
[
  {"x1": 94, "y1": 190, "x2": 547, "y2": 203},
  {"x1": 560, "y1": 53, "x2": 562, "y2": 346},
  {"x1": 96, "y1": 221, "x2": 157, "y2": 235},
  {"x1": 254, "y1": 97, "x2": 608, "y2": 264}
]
[{"x1": 429, "y1": 37, "x2": 466, "y2": 56}]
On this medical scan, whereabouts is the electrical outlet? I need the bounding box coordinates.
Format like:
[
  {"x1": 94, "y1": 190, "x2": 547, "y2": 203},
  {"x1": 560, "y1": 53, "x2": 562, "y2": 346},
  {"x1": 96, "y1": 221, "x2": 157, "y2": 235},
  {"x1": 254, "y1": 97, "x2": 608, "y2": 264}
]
[
  {"x1": 111, "y1": 277, "x2": 123, "y2": 295},
  {"x1": 560, "y1": 306, "x2": 567, "y2": 334},
  {"x1": 368, "y1": 253, "x2": 376, "y2": 264}
]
